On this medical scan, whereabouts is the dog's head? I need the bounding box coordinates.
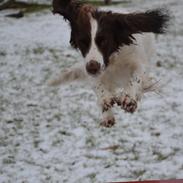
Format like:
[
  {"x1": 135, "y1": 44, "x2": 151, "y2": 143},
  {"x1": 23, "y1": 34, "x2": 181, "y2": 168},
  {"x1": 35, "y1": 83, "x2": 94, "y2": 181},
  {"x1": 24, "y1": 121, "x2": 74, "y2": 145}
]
[{"x1": 52, "y1": 0, "x2": 169, "y2": 76}]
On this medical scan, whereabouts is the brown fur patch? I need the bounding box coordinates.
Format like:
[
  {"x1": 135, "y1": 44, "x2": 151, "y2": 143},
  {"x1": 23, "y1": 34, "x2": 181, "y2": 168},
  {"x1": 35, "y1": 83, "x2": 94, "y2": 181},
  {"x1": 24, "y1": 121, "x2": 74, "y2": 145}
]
[
  {"x1": 93, "y1": 9, "x2": 169, "y2": 65},
  {"x1": 52, "y1": 1, "x2": 169, "y2": 66},
  {"x1": 52, "y1": 0, "x2": 96, "y2": 56}
]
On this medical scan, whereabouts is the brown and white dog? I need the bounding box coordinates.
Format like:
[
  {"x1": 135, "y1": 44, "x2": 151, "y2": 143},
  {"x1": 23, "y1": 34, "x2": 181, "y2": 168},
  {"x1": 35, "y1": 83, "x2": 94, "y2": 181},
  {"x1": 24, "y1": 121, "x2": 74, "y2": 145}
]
[{"x1": 49, "y1": 0, "x2": 169, "y2": 127}]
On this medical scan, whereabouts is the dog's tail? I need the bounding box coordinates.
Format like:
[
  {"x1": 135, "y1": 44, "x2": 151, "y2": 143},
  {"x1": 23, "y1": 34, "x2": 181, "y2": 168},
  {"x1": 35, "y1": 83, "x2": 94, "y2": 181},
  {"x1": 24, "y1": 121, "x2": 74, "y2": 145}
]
[
  {"x1": 48, "y1": 66, "x2": 87, "y2": 86},
  {"x1": 142, "y1": 76, "x2": 162, "y2": 94}
]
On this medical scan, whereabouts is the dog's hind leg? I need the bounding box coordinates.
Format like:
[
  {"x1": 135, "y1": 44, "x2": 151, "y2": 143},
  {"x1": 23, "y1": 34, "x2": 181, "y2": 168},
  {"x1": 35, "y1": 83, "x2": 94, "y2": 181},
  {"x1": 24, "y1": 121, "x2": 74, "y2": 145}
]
[{"x1": 48, "y1": 64, "x2": 87, "y2": 86}]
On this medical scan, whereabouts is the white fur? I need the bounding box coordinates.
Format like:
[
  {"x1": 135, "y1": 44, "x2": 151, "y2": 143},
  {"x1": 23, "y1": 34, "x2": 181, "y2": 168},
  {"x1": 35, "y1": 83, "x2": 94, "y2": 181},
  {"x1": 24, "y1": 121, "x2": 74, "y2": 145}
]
[{"x1": 85, "y1": 17, "x2": 103, "y2": 66}]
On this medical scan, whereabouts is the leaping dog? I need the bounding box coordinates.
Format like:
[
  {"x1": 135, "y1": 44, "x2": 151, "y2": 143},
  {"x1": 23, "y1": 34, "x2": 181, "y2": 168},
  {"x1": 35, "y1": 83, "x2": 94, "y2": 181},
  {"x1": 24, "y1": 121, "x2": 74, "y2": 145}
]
[{"x1": 49, "y1": 0, "x2": 169, "y2": 127}]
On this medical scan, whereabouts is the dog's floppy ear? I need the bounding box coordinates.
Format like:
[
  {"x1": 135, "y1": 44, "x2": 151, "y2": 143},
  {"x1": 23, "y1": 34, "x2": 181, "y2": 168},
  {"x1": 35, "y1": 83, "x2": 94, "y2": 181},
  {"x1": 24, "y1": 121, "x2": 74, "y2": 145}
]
[
  {"x1": 115, "y1": 9, "x2": 170, "y2": 35},
  {"x1": 52, "y1": 0, "x2": 82, "y2": 48},
  {"x1": 52, "y1": 0, "x2": 81, "y2": 22},
  {"x1": 52, "y1": 0, "x2": 71, "y2": 15}
]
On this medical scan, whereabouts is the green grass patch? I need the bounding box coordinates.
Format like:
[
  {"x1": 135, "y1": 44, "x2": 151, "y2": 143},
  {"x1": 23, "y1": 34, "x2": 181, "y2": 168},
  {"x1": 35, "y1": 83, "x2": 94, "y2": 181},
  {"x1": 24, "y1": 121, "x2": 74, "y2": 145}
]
[{"x1": 2, "y1": 1, "x2": 50, "y2": 14}]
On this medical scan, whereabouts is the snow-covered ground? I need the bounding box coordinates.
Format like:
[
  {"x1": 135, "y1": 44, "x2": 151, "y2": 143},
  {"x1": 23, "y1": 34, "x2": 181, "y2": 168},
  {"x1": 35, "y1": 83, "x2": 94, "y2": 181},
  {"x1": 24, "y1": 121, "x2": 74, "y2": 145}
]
[{"x1": 0, "y1": 0, "x2": 183, "y2": 182}]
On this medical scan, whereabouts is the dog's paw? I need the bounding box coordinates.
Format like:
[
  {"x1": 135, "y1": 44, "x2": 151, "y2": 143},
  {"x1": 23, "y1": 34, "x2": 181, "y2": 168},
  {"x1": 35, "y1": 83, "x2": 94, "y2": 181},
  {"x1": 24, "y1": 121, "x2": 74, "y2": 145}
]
[
  {"x1": 100, "y1": 117, "x2": 115, "y2": 128},
  {"x1": 115, "y1": 95, "x2": 137, "y2": 113},
  {"x1": 102, "y1": 97, "x2": 115, "y2": 112}
]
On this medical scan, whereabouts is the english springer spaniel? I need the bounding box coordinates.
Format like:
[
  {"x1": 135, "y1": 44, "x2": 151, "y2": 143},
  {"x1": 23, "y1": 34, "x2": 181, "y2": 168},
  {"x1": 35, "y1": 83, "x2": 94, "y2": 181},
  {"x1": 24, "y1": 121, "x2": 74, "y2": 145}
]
[{"x1": 49, "y1": 0, "x2": 169, "y2": 127}]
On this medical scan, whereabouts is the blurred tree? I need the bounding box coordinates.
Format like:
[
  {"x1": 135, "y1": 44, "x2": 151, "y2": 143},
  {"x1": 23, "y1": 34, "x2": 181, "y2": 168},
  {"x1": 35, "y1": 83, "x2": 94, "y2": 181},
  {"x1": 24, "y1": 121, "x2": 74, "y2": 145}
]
[
  {"x1": 104, "y1": 0, "x2": 111, "y2": 5},
  {"x1": 0, "y1": 0, "x2": 113, "y2": 10},
  {"x1": 0, "y1": 0, "x2": 14, "y2": 10}
]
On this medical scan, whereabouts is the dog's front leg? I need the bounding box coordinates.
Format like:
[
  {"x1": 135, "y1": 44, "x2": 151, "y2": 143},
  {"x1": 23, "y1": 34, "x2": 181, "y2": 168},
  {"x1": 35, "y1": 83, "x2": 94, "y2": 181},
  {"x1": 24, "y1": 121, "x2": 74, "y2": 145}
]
[
  {"x1": 100, "y1": 109, "x2": 115, "y2": 128},
  {"x1": 92, "y1": 81, "x2": 116, "y2": 127},
  {"x1": 48, "y1": 63, "x2": 87, "y2": 86}
]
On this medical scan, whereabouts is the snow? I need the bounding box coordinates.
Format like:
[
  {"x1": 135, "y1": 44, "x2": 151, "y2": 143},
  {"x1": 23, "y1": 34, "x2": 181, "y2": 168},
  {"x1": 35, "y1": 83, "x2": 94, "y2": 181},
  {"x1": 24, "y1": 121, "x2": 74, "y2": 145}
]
[{"x1": 0, "y1": 0, "x2": 183, "y2": 182}]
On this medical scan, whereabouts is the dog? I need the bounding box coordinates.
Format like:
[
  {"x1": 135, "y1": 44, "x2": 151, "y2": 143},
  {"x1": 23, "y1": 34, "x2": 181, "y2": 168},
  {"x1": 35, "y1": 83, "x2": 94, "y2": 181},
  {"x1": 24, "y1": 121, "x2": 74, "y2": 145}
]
[{"x1": 49, "y1": 0, "x2": 169, "y2": 127}]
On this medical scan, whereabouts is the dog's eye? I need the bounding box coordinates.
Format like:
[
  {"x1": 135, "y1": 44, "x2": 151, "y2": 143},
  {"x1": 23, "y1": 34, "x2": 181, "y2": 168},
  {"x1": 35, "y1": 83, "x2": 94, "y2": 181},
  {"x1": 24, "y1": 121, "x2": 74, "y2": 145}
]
[
  {"x1": 78, "y1": 38, "x2": 89, "y2": 48},
  {"x1": 77, "y1": 37, "x2": 90, "y2": 56},
  {"x1": 96, "y1": 36, "x2": 107, "y2": 48}
]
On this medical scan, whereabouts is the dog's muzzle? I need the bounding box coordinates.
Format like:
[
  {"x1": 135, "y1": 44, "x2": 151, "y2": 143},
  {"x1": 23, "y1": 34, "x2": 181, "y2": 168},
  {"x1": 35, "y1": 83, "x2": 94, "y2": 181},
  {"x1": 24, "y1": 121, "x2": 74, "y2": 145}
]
[{"x1": 86, "y1": 60, "x2": 101, "y2": 75}]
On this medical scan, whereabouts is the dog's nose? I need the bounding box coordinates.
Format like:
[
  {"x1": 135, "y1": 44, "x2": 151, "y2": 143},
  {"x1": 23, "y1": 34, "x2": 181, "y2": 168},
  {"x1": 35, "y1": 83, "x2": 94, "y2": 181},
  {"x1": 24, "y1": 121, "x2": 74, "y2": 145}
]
[{"x1": 86, "y1": 60, "x2": 101, "y2": 75}]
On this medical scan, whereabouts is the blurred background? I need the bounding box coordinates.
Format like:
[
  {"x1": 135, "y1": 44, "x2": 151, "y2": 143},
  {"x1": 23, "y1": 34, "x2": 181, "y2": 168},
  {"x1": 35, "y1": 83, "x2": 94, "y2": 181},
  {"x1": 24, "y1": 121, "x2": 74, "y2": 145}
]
[{"x1": 0, "y1": 0, "x2": 183, "y2": 183}]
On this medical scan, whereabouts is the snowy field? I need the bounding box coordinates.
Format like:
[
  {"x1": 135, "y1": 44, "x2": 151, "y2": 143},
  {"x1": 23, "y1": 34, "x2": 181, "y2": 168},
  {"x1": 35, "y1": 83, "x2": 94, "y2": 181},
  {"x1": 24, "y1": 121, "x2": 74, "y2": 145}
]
[{"x1": 0, "y1": 0, "x2": 183, "y2": 182}]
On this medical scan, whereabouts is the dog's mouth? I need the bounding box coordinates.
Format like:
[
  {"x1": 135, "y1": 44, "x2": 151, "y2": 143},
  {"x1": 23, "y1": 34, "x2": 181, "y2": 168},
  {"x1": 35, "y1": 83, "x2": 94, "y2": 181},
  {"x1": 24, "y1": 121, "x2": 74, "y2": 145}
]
[{"x1": 86, "y1": 65, "x2": 106, "y2": 77}]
